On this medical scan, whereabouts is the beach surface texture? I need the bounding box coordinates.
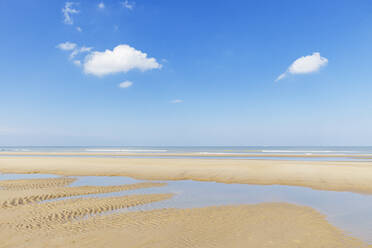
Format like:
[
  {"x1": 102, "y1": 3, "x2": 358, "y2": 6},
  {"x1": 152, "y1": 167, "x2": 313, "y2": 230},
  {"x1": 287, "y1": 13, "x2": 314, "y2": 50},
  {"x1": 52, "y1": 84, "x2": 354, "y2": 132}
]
[
  {"x1": 0, "y1": 156, "x2": 372, "y2": 193},
  {"x1": 0, "y1": 176, "x2": 370, "y2": 248}
]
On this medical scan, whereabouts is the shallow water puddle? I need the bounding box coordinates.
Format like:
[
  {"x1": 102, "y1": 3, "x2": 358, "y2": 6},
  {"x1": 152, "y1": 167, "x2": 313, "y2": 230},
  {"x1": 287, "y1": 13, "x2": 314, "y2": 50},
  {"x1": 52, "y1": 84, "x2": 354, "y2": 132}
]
[{"x1": 1, "y1": 173, "x2": 371, "y2": 244}]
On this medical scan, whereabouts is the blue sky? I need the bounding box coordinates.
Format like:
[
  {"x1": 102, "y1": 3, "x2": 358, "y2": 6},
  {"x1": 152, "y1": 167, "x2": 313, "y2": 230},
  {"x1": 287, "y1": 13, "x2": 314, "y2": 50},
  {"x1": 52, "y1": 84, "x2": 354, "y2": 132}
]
[{"x1": 1, "y1": 0, "x2": 372, "y2": 146}]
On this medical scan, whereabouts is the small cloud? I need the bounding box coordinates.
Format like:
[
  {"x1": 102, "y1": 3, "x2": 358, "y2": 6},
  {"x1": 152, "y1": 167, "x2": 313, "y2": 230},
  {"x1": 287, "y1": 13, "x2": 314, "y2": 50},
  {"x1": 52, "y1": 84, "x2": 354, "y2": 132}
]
[
  {"x1": 69, "y1": 49, "x2": 79, "y2": 59},
  {"x1": 56, "y1": 41, "x2": 77, "y2": 51},
  {"x1": 76, "y1": 26, "x2": 82, "y2": 32},
  {"x1": 276, "y1": 73, "x2": 286, "y2": 81},
  {"x1": 98, "y1": 2, "x2": 105, "y2": 9},
  {"x1": 80, "y1": 46, "x2": 93, "y2": 53},
  {"x1": 57, "y1": 42, "x2": 93, "y2": 61},
  {"x1": 118, "y1": 80, "x2": 133, "y2": 88},
  {"x1": 73, "y1": 60, "x2": 81, "y2": 66},
  {"x1": 171, "y1": 99, "x2": 183, "y2": 104},
  {"x1": 83, "y1": 44, "x2": 161, "y2": 77},
  {"x1": 276, "y1": 52, "x2": 328, "y2": 81},
  {"x1": 121, "y1": 0, "x2": 134, "y2": 10},
  {"x1": 62, "y1": 2, "x2": 79, "y2": 25},
  {"x1": 71, "y1": 46, "x2": 93, "y2": 59}
]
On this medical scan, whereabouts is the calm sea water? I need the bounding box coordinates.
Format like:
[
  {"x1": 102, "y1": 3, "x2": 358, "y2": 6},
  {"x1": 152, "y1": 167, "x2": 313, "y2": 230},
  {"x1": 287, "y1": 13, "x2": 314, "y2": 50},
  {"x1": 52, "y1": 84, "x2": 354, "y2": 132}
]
[
  {"x1": 1, "y1": 146, "x2": 372, "y2": 161},
  {"x1": 1, "y1": 146, "x2": 372, "y2": 154}
]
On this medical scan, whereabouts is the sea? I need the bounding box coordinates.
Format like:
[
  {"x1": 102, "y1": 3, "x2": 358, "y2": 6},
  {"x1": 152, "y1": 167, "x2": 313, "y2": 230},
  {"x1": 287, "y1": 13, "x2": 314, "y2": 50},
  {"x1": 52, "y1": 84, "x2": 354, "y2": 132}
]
[{"x1": 1, "y1": 146, "x2": 372, "y2": 161}]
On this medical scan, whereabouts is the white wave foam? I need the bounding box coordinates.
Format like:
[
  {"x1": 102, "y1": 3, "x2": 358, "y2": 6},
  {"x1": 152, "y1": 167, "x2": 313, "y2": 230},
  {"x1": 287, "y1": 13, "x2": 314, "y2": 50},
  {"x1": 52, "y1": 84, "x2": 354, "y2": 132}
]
[
  {"x1": 196, "y1": 152, "x2": 247, "y2": 155},
  {"x1": 261, "y1": 150, "x2": 356, "y2": 153},
  {"x1": 0, "y1": 148, "x2": 30, "y2": 152},
  {"x1": 85, "y1": 149, "x2": 168, "y2": 153}
]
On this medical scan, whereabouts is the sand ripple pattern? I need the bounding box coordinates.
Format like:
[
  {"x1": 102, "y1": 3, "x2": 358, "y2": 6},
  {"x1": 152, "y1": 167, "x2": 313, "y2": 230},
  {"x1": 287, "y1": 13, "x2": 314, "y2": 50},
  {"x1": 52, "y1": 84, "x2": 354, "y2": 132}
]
[
  {"x1": 2, "y1": 203, "x2": 369, "y2": 248},
  {"x1": 0, "y1": 182, "x2": 166, "y2": 208},
  {"x1": 1, "y1": 194, "x2": 173, "y2": 231},
  {"x1": 54, "y1": 203, "x2": 370, "y2": 248},
  {"x1": 0, "y1": 177, "x2": 172, "y2": 248},
  {"x1": 0, "y1": 177, "x2": 369, "y2": 248},
  {"x1": 0, "y1": 177, "x2": 76, "y2": 190}
]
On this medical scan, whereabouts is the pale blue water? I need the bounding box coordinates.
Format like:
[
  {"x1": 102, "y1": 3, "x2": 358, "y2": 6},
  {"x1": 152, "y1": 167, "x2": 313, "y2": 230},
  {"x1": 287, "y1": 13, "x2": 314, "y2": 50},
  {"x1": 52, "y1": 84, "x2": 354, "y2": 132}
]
[
  {"x1": 1, "y1": 146, "x2": 372, "y2": 161},
  {"x1": 1, "y1": 146, "x2": 372, "y2": 154},
  {"x1": 0, "y1": 173, "x2": 371, "y2": 244}
]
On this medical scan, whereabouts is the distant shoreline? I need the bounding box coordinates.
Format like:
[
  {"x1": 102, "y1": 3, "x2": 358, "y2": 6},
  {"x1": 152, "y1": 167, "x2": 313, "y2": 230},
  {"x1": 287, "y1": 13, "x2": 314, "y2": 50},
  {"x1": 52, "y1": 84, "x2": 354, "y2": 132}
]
[{"x1": 1, "y1": 151, "x2": 372, "y2": 159}]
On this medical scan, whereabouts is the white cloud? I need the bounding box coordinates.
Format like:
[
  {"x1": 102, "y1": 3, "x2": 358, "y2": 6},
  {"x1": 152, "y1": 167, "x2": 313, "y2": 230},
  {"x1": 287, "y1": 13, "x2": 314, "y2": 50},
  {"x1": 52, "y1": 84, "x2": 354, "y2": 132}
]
[
  {"x1": 98, "y1": 2, "x2": 105, "y2": 9},
  {"x1": 276, "y1": 52, "x2": 328, "y2": 81},
  {"x1": 56, "y1": 41, "x2": 77, "y2": 51},
  {"x1": 171, "y1": 99, "x2": 183, "y2": 104},
  {"x1": 62, "y1": 2, "x2": 79, "y2": 25},
  {"x1": 83, "y1": 44, "x2": 161, "y2": 76},
  {"x1": 276, "y1": 73, "x2": 286, "y2": 81},
  {"x1": 80, "y1": 46, "x2": 93, "y2": 53},
  {"x1": 73, "y1": 60, "x2": 81, "y2": 66},
  {"x1": 118, "y1": 80, "x2": 133, "y2": 88},
  {"x1": 76, "y1": 26, "x2": 82, "y2": 32},
  {"x1": 57, "y1": 42, "x2": 93, "y2": 62},
  {"x1": 122, "y1": 0, "x2": 134, "y2": 10},
  {"x1": 71, "y1": 46, "x2": 93, "y2": 59}
]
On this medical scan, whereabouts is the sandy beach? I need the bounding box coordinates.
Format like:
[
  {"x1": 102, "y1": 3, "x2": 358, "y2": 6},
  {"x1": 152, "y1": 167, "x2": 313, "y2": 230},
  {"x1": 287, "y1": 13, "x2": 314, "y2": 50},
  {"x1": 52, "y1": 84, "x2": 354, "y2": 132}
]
[
  {"x1": 1, "y1": 156, "x2": 372, "y2": 194},
  {"x1": 0, "y1": 176, "x2": 369, "y2": 248}
]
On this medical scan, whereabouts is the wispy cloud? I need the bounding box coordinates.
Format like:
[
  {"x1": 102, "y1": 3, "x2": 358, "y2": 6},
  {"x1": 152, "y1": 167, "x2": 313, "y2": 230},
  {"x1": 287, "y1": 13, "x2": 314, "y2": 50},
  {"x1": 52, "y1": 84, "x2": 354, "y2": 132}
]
[
  {"x1": 276, "y1": 52, "x2": 328, "y2": 81},
  {"x1": 170, "y1": 99, "x2": 183, "y2": 104},
  {"x1": 56, "y1": 41, "x2": 77, "y2": 51},
  {"x1": 69, "y1": 46, "x2": 92, "y2": 59},
  {"x1": 118, "y1": 80, "x2": 133, "y2": 88},
  {"x1": 98, "y1": 2, "x2": 105, "y2": 9},
  {"x1": 76, "y1": 26, "x2": 82, "y2": 32},
  {"x1": 62, "y1": 2, "x2": 79, "y2": 25},
  {"x1": 0, "y1": 127, "x2": 19, "y2": 135},
  {"x1": 121, "y1": 0, "x2": 134, "y2": 10},
  {"x1": 79, "y1": 46, "x2": 93, "y2": 53},
  {"x1": 57, "y1": 42, "x2": 93, "y2": 61},
  {"x1": 84, "y1": 44, "x2": 161, "y2": 76},
  {"x1": 73, "y1": 60, "x2": 81, "y2": 66}
]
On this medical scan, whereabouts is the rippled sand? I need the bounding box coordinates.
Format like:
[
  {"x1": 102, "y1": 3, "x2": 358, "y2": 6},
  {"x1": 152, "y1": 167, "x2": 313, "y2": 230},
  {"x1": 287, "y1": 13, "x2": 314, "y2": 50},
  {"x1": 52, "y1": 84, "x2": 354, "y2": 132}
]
[
  {"x1": 0, "y1": 176, "x2": 369, "y2": 247},
  {"x1": 0, "y1": 179, "x2": 166, "y2": 208}
]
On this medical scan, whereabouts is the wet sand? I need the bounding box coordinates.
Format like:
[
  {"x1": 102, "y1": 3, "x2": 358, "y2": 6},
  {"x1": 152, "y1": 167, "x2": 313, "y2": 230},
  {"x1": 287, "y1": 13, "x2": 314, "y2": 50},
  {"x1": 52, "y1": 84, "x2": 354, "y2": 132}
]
[
  {"x1": 0, "y1": 177, "x2": 369, "y2": 248},
  {"x1": 1, "y1": 156, "x2": 372, "y2": 193}
]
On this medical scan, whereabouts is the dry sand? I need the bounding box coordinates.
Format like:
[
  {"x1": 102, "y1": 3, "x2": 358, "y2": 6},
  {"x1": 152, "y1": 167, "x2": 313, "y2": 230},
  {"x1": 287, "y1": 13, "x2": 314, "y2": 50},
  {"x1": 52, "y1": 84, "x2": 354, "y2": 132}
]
[
  {"x1": 0, "y1": 177, "x2": 76, "y2": 190},
  {"x1": 0, "y1": 177, "x2": 369, "y2": 248},
  {"x1": 1, "y1": 156, "x2": 372, "y2": 193}
]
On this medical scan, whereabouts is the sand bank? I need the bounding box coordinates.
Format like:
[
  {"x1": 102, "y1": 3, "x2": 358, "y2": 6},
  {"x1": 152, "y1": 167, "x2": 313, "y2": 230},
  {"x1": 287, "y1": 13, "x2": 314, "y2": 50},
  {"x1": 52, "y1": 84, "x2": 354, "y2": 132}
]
[{"x1": 1, "y1": 156, "x2": 372, "y2": 193}]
